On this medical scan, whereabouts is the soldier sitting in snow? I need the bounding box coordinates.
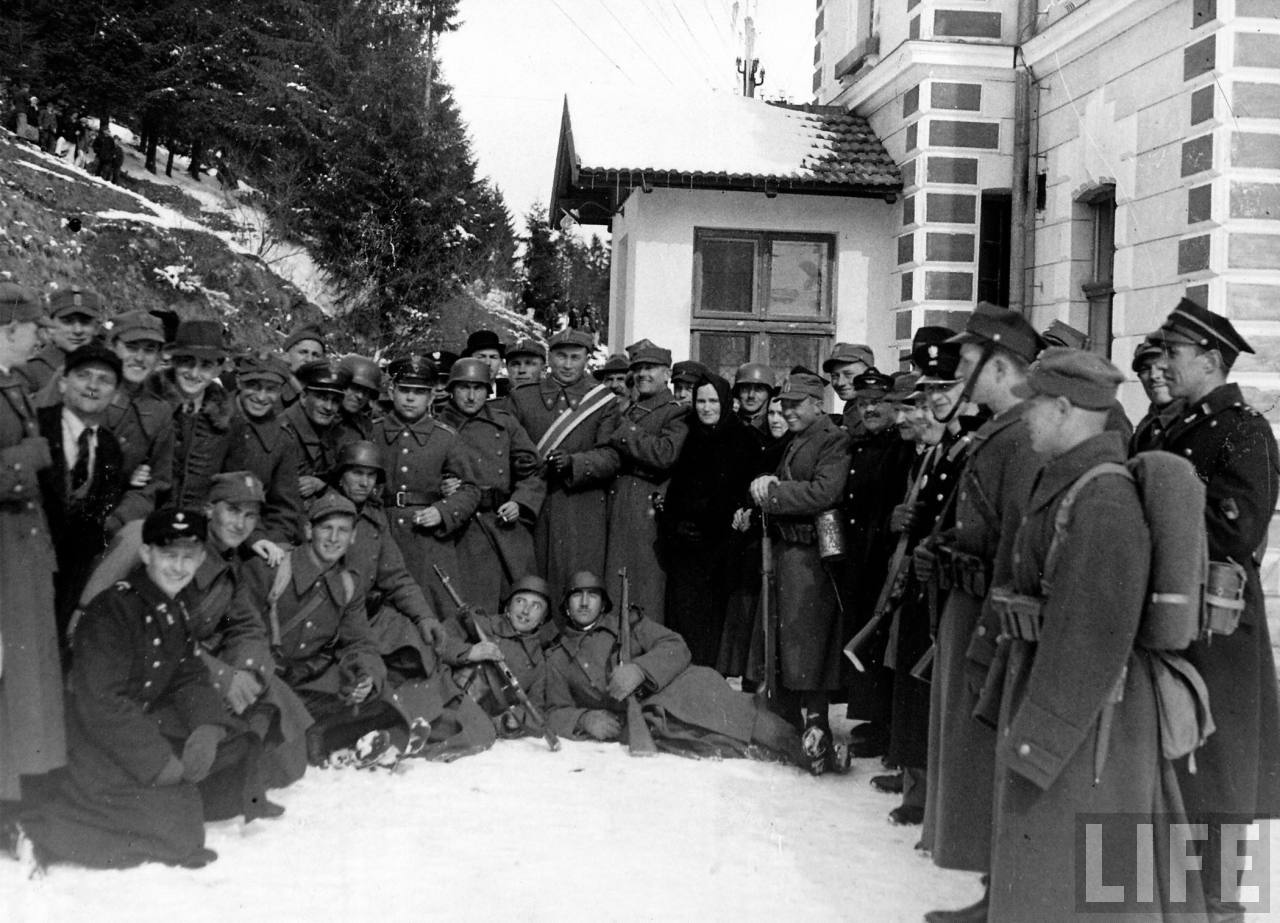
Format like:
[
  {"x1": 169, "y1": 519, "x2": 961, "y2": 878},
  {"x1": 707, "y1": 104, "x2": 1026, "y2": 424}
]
[
  {"x1": 545, "y1": 571, "x2": 809, "y2": 768},
  {"x1": 17, "y1": 509, "x2": 278, "y2": 872}
]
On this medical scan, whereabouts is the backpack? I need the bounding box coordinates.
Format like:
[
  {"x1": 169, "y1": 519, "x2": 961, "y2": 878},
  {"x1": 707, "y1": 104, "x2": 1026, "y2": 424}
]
[{"x1": 1044, "y1": 450, "x2": 1214, "y2": 762}]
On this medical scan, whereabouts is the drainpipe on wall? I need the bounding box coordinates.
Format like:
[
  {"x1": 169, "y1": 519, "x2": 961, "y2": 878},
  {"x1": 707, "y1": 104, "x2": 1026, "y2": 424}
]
[{"x1": 1011, "y1": 0, "x2": 1038, "y2": 314}]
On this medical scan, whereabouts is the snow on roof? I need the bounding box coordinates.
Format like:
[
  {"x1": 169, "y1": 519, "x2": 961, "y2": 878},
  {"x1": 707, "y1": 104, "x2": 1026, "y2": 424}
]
[{"x1": 562, "y1": 90, "x2": 900, "y2": 191}]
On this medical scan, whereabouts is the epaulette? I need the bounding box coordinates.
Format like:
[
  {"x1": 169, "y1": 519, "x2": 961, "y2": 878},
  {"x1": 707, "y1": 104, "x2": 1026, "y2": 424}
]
[{"x1": 434, "y1": 419, "x2": 458, "y2": 435}]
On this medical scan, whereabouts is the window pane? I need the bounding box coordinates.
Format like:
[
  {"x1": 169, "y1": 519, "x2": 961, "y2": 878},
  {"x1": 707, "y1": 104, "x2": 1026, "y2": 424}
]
[
  {"x1": 767, "y1": 333, "x2": 826, "y2": 376},
  {"x1": 696, "y1": 332, "x2": 753, "y2": 381},
  {"x1": 699, "y1": 239, "x2": 755, "y2": 313},
  {"x1": 768, "y1": 240, "x2": 828, "y2": 317}
]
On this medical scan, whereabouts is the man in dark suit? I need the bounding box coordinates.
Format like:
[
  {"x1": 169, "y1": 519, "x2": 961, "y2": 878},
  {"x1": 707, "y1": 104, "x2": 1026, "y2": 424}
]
[{"x1": 38, "y1": 345, "x2": 128, "y2": 661}]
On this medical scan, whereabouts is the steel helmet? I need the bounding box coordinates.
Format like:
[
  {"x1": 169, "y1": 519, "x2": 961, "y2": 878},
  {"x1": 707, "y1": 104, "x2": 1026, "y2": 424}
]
[
  {"x1": 733, "y1": 362, "x2": 777, "y2": 393},
  {"x1": 502, "y1": 575, "x2": 552, "y2": 609},
  {"x1": 340, "y1": 354, "x2": 383, "y2": 392},
  {"x1": 331, "y1": 440, "x2": 386, "y2": 481},
  {"x1": 446, "y1": 357, "x2": 492, "y2": 388},
  {"x1": 562, "y1": 571, "x2": 613, "y2": 613}
]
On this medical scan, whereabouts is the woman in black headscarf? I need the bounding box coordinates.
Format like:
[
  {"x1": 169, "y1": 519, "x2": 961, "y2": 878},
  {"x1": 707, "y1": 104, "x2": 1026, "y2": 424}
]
[{"x1": 661, "y1": 373, "x2": 761, "y2": 667}]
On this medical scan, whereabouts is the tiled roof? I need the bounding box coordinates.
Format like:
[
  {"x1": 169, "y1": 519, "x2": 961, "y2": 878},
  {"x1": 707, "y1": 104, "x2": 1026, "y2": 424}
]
[{"x1": 555, "y1": 92, "x2": 901, "y2": 202}]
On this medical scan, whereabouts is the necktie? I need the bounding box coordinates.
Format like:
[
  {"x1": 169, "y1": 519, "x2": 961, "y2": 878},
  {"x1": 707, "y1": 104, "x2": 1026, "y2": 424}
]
[{"x1": 70, "y1": 427, "x2": 92, "y2": 493}]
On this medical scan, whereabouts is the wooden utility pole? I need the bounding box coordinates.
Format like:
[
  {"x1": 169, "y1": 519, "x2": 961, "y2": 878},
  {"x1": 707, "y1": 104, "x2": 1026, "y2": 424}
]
[{"x1": 735, "y1": 3, "x2": 764, "y2": 97}]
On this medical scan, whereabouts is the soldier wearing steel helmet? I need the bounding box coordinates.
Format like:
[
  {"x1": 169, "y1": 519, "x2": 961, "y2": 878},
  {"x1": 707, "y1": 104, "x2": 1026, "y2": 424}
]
[{"x1": 336, "y1": 354, "x2": 383, "y2": 445}]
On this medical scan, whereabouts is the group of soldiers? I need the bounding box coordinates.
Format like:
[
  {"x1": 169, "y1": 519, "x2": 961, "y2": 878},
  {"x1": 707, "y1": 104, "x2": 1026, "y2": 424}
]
[{"x1": 0, "y1": 278, "x2": 1276, "y2": 921}]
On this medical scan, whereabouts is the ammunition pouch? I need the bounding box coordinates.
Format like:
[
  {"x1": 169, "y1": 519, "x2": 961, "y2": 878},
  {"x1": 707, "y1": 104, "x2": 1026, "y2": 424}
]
[
  {"x1": 989, "y1": 587, "x2": 1045, "y2": 642},
  {"x1": 1203, "y1": 559, "x2": 1247, "y2": 638},
  {"x1": 936, "y1": 546, "x2": 991, "y2": 598}
]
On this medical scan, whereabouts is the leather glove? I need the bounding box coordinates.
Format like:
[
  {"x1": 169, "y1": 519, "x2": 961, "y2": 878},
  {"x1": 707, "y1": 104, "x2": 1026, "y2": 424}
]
[
  {"x1": 417, "y1": 618, "x2": 446, "y2": 647},
  {"x1": 913, "y1": 542, "x2": 938, "y2": 584},
  {"x1": 890, "y1": 502, "x2": 920, "y2": 534},
  {"x1": 181, "y1": 724, "x2": 227, "y2": 783},
  {"x1": 579, "y1": 709, "x2": 622, "y2": 741},
  {"x1": 225, "y1": 669, "x2": 263, "y2": 715},
  {"x1": 155, "y1": 754, "x2": 185, "y2": 787},
  {"x1": 545, "y1": 450, "x2": 572, "y2": 477},
  {"x1": 607, "y1": 662, "x2": 646, "y2": 700}
]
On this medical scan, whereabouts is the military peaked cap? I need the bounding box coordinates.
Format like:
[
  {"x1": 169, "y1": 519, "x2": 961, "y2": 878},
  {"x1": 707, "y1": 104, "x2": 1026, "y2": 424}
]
[
  {"x1": 297, "y1": 359, "x2": 351, "y2": 394},
  {"x1": 626, "y1": 339, "x2": 672, "y2": 369},
  {"x1": 64, "y1": 343, "x2": 122, "y2": 381},
  {"x1": 548, "y1": 328, "x2": 594, "y2": 351},
  {"x1": 143, "y1": 508, "x2": 208, "y2": 545},
  {"x1": 852, "y1": 369, "x2": 894, "y2": 397},
  {"x1": 308, "y1": 491, "x2": 357, "y2": 523},
  {"x1": 1151, "y1": 297, "x2": 1254, "y2": 367},
  {"x1": 946, "y1": 303, "x2": 1045, "y2": 363},
  {"x1": 388, "y1": 354, "x2": 438, "y2": 385},
  {"x1": 506, "y1": 338, "x2": 547, "y2": 362},
  {"x1": 1013, "y1": 347, "x2": 1125, "y2": 410},
  {"x1": 110, "y1": 310, "x2": 166, "y2": 344},
  {"x1": 822, "y1": 342, "x2": 875, "y2": 373},
  {"x1": 592, "y1": 353, "x2": 629, "y2": 380},
  {"x1": 208, "y1": 471, "x2": 266, "y2": 505},
  {"x1": 48, "y1": 287, "x2": 104, "y2": 320}
]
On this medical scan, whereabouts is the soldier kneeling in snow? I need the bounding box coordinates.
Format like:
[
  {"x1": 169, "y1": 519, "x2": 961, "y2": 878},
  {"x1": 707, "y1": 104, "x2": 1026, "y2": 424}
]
[
  {"x1": 17, "y1": 509, "x2": 277, "y2": 872},
  {"x1": 545, "y1": 571, "x2": 806, "y2": 765}
]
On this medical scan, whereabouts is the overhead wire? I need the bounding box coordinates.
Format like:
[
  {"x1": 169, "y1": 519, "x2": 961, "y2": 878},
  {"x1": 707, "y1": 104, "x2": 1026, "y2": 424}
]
[
  {"x1": 545, "y1": 0, "x2": 639, "y2": 85},
  {"x1": 594, "y1": 0, "x2": 685, "y2": 90},
  {"x1": 644, "y1": 0, "x2": 724, "y2": 88}
]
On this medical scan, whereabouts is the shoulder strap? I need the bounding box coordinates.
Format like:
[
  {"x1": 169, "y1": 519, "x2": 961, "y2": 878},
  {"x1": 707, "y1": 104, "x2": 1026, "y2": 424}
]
[
  {"x1": 340, "y1": 570, "x2": 355, "y2": 606},
  {"x1": 266, "y1": 555, "x2": 292, "y2": 647},
  {"x1": 1042, "y1": 462, "x2": 1132, "y2": 595}
]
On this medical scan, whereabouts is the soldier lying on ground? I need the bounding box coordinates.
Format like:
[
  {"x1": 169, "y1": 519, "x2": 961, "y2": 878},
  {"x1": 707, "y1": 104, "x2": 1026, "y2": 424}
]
[
  {"x1": 545, "y1": 571, "x2": 810, "y2": 768},
  {"x1": 16, "y1": 509, "x2": 278, "y2": 872}
]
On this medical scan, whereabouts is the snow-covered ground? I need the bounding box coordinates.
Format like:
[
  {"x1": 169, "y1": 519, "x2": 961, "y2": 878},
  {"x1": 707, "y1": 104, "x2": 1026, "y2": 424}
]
[{"x1": 6, "y1": 715, "x2": 1278, "y2": 923}]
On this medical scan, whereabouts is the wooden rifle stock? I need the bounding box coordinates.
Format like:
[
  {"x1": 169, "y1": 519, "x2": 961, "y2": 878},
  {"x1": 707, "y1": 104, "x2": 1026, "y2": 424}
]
[
  {"x1": 617, "y1": 568, "x2": 657, "y2": 757},
  {"x1": 433, "y1": 565, "x2": 560, "y2": 751}
]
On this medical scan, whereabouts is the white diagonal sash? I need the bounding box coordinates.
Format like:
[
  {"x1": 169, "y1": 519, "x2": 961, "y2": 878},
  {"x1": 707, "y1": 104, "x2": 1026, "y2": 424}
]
[{"x1": 535, "y1": 384, "x2": 616, "y2": 458}]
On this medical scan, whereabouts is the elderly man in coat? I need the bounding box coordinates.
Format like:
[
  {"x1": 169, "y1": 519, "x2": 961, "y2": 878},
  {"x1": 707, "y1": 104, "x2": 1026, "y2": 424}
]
[
  {"x1": 576, "y1": 339, "x2": 688, "y2": 623},
  {"x1": 912, "y1": 305, "x2": 1045, "y2": 923},
  {"x1": 19, "y1": 509, "x2": 276, "y2": 871},
  {"x1": 748, "y1": 369, "x2": 851, "y2": 772},
  {"x1": 508, "y1": 328, "x2": 619, "y2": 608},
  {"x1": 438, "y1": 357, "x2": 545, "y2": 613},
  {"x1": 985, "y1": 348, "x2": 1205, "y2": 921},
  {"x1": 0, "y1": 284, "x2": 65, "y2": 818},
  {"x1": 545, "y1": 572, "x2": 803, "y2": 764},
  {"x1": 1148, "y1": 299, "x2": 1280, "y2": 920},
  {"x1": 372, "y1": 355, "x2": 480, "y2": 618}
]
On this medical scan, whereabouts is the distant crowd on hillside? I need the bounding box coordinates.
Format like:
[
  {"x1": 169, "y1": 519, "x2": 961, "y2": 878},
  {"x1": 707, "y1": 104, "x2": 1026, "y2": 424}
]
[{"x1": 1, "y1": 74, "x2": 123, "y2": 182}]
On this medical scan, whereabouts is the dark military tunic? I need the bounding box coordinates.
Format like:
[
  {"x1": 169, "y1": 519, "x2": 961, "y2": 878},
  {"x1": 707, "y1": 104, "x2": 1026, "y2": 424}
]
[
  {"x1": 923, "y1": 403, "x2": 1041, "y2": 874},
  {"x1": 279, "y1": 401, "x2": 343, "y2": 481},
  {"x1": 1155, "y1": 385, "x2": 1280, "y2": 870},
  {"x1": 143, "y1": 371, "x2": 238, "y2": 509},
  {"x1": 100, "y1": 381, "x2": 175, "y2": 530},
  {"x1": 439, "y1": 402, "x2": 545, "y2": 613},
  {"x1": 579, "y1": 388, "x2": 689, "y2": 622},
  {"x1": 225, "y1": 402, "x2": 304, "y2": 546},
  {"x1": 508, "y1": 377, "x2": 619, "y2": 606},
  {"x1": 22, "y1": 568, "x2": 262, "y2": 868},
  {"x1": 0, "y1": 365, "x2": 64, "y2": 800},
  {"x1": 440, "y1": 610, "x2": 557, "y2": 731},
  {"x1": 1129, "y1": 398, "x2": 1185, "y2": 456},
  {"x1": 15, "y1": 342, "x2": 66, "y2": 394},
  {"x1": 371, "y1": 413, "x2": 480, "y2": 617},
  {"x1": 763, "y1": 413, "x2": 851, "y2": 692}
]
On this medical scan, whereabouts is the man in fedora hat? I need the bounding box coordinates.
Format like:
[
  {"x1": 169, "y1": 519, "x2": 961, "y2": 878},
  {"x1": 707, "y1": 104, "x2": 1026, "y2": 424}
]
[
  {"x1": 1147, "y1": 298, "x2": 1280, "y2": 919},
  {"x1": 438, "y1": 357, "x2": 544, "y2": 613},
  {"x1": 592, "y1": 353, "x2": 629, "y2": 398},
  {"x1": 509, "y1": 327, "x2": 619, "y2": 607},
  {"x1": 748, "y1": 368, "x2": 851, "y2": 773},
  {"x1": 914, "y1": 305, "x2": 1046, "y2": 923},
  {"x1": 578, "y1": 338, "x2": 688, "y2": 623}
]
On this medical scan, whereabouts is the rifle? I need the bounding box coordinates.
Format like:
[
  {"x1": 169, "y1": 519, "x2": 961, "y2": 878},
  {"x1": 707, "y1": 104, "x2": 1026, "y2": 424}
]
[
  {"x1": 760, "y1": 511, "x2": 778, "y2": 702},
  {"x1": 433, "y1": 566, "x2": 560, "y2": 752},
  {"x1": 843, "y1": 461, "x2": 928, "y2": 672},
  {"x1": 617, "y1": 568, "x2": 658, "y2": 757}
]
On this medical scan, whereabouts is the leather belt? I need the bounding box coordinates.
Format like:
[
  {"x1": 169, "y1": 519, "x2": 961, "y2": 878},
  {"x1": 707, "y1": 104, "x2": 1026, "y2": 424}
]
[{"x1": 391, "y1": 489, "x2": 439, "y2": 508}]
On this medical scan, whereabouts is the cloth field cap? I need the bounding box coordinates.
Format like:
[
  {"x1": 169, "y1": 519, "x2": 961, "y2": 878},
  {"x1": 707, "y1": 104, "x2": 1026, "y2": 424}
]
[
  {"x1": 462, "y1": 329, "x2": 505, "y2": 358},
  {"x1": 852, "y1": 369, "x2": 894, "y2": 397},
  {"x1": 946, "y1": 303, "x2": 1045, "y2": 363},
  {"x1": 1150, "y1": 297, "x2": 1254, "y2": 368},
  {"x1": 388, "y1": 354, "x2": 438, "y2": 386},
  {"x1": 109, "y1": 310, "x2": 166, "y2": 345},
  {"x1": 672, "y1": 360, "x2": 711, "y2": 385},
  {"x1": 208, "y1": 471, "x2": 266, "y2": 506},
  {"x1": 236, "y1": 351, "x2": 291, "y2": 385},
  {"x1": 733, "y1": 361, "x2": 778, "y2": 392},
  {"x1": 822, "y1": 342, "x2": 875, "y2": 374},
  {"x1": 48, "y1": 287, "x2": 104, "y2": 320},
  {"x1": 1012, "y1": 347, "x2": 1125, "y2": 410},
  {"x1": 64, "y1": 343, "x2": 123, "y2": 381},
  {"x1": 911, "y1": 328, "x2": 962, "y2": 386},
  {"x1": 884, "y1": 371, "x2": 923, "y2": 404},
  {"x1": 548, "y1": 328, "x2": 594, "y2": 352},
  {"x1": 169, "y1": 319, "x2": 228, "y2": 360},
  {"x1": 340, "y1": 354, "x2": 382, "y2": 392},
  {"x1": 563, "y1": 571, "x2": 613, "y2": 613},
  {"x1": 0, "y1": 283, "x2": 45, "y2": 325},
  {"x1": 308, "y1": 491, "x2": 357, "y2": 523},
  {"x1": 592, "y1": 353, "x2": 629, "y2": 380},
  {"x1": 332, "y1": 440, "x2": 386, "y2": 481},
  {"x1": 296, "y1": 359, "x2": 351, "y2": 394},
  {"x1": 777, "y1": 370, "x2": 827, "y2": 402},
  {"x1": 446, "y1": 356, "x2": 492, "y2": 388},
  {"x1": 1131, "y1": 337, "x2": 1164, "y2": 373},
  {"x1": 1041, "y1": 319, "x2": 1091, "y2": 350},
  {"x1": 626, "y1": 338, "x2": 672, "y2": 369},
  {"x1": 506, "y1": 338, "x2": 547, "y2": 362},
  {"x1": 504, "y1": 575, "x2": 552, "y2": 609},
  {"x1": 283, "y1": 325, "x2": 325, "y2": 353},
  {"x1": 143, "y1": 508, "x2": 208, "y2": 546}
]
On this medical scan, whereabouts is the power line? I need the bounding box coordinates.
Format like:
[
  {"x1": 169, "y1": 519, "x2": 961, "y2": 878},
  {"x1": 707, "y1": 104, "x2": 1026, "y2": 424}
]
[
  {"x1": 652, "y1": 0, "x2": 725, "y2": 87},
  {"x1": 545, "y1": 0, "x2": 637, "y2": 84},
  {"x1": 596, "y1": 0, "x2": 682, "y2": 89},
  {"x1": 636, "y1": 0, "x2": 718, "y2": 88}
]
